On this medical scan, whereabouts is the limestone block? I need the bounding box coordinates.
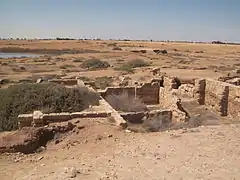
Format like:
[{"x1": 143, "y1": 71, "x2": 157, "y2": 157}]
[
  {"x1": 18, "y1": 114, "x2": 33, "y2": 129},
  {"x1": 43, "y1": 112, "x2": 71, "y2": 123}
]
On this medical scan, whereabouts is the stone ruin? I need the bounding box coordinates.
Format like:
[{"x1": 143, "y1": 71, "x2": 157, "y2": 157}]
[{"x1": 18, "y1": 75, "x2": 240, "y2": 130}]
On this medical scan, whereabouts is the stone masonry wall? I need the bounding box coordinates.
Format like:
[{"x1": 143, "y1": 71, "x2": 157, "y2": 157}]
[
  {"x1": 194, "y1": 78, "x2": 240, "y2": 119},
  {"x1": 18, "y1": 111, "x2": 111, "y2": 129},
  {"x1": 159, "y1": 87, "x2": 187, "y2": 122},
  {"x1": 205, "y1": 79, "x2": 229, "y2": 116},
  {"x1": 99, "y1": 83, "x2": 160, "y2": 105},
  {"x1": 159, "y1": 76, "x2": 188, "y2": 122},
  {"x1": 193, "y1": 79, "x2": 206, "y2": 105},
  {"x1": 227, "y1": 84, "x2": 240, "y2": 119}
]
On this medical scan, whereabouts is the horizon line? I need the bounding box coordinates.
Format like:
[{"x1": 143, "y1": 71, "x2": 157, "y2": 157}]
[{"x1": 1, "y1": 37, "x2": 240, "y2": 44}]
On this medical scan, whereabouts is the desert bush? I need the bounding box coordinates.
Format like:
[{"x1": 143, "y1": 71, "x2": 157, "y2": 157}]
[
  {"x1": 107, "y1": 42, "x2": 117, "y2": 47},
  {"x1": 115, "y1": 59, "x2": 149, "y2": 73},
  {"x1": 112, "y1": 47, "x2": 122, "y2": 51},
  {"x1": 72, "y1": 57, "x2": 85, "y2": 63},
  {"x1": 78, "y1": 76, "x2": 92, "y2": 81},
  {"x1": 59, "y1": 64, "x2": 76, "y2": 69},
  {"x1": 106, "y1": 93, "x2": 148, "y2": 112},
  {"x1": 195, "y1": 50, "x2": 204, "y2": 53},
  {"x1": 153, "y1": 49, "x2": 168, "y2": 54},
  {"x1": 81, "y1": 59, "x2": 110, "y2": 70},
  {"x1": 125, "y1": 59, "x2": 149, "y2": 68},
  {"x1": 0, "y1": 83, "x2": 100, "y2": 131},
  {"x1": 94, "y1": 76, "x2": 113, "y2": 89},
  {"x1": 12, "y1": 66, "x2": 27, "y2": 72},
  {"x1": 114, "y1": 65, "x2": 134, "y2": 73}
]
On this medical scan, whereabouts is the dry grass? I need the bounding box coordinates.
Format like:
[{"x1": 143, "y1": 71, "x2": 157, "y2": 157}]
[
  {"x1": 0, "y1": 39, "x2": 239, "y2": 83},
  {"x1": 105, "y1": 93, "x2": 148, "y2": 112}
]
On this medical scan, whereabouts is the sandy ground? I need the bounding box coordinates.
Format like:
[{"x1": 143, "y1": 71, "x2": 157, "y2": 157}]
[
  {"x1": 0, "y1": 119, "x2": 239, "y2": 180},
  {"x1": 0, "y1": 40, "x2": 240, "y2": 180}
]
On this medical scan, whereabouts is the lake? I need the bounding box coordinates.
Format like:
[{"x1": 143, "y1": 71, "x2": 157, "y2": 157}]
[{"x1": 0, "y1": 52, "x2": 43, "y2": 58}]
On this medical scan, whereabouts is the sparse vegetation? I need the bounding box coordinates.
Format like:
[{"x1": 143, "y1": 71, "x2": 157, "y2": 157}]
[
  {"x1": 94, "y1": 76, "x2": 113, "y2": 89},
  {"x1": 72, "y1": 57, "x2": 85, "y2": 63},
  {"x1": 78, "y1": 76, "x2": 92, "y2": 81},
  {"x1": 59, "y1": 64, "x2": 76, "y2": 69},
  {"x1": 106, "y1": 93, "x2": 148, "y2": 112},
  {"x1": 112, "y1": 47, "x2": 122, "y2": 51},
  {"x1": 153, "y1": 49, "x2": 168, "y2": 54},
  {"x1": 0, "y1": 83, "x2": 100, "y2": 131},
  {"x1": 115, "y1": 59, "x2": 149, "y2": 73},
  {"x1": 12, "y1": 66, "x2": 27, "y2": 72},
  {"x1": 81, "y1": 59, "x2": 110, "y2": 70}
]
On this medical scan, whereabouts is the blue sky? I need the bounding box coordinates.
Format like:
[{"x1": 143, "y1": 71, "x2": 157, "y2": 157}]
[{"x1": 0, "y1": 0, "x2": 239, "y2": 42}]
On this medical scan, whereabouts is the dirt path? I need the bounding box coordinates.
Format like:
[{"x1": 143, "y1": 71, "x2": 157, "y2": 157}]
[{"x1": 0, "y1": 119, "x2": 240, "y2": 180}]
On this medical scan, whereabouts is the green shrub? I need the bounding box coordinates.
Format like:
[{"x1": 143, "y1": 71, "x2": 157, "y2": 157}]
[
  {"x1": 0, "y1": 83, "x2": 100, "y2": 131},
  {"x1": 94, "y1": 76, "x2": 113, "y2": 89},
  {"x1": 81, "y1": 59, "x2": 110, "y2": 70}
]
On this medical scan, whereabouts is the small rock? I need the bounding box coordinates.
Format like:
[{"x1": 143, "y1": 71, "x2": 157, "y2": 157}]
[
  {"x1": 55, "y1": 139, "x2": 62, "y2": 144},
  {"x1": 74, "y1": 120, "x2": 80, "y2": 124},
  {"x1": 36, "y1": 78, "x2": 43, "y2": 83},
  {"x1": 68, "y1": 167, "x2": 79, "y2": 178},
  {"x1": 35, "y1": 146, "x2": 46, "y2": 153},
  {"x1": 96, "y1": 135, "x2": 102, "y2": 141},
  {"x1": 37, "y1": 156, "x2": 44, "y2": 161},
  {"x1": 78, "y1": 126, "x2": 85, "y2": 130},
  {"x1": 125, "y1": 129, "x2": 132, "y2": 133},
  {"x1": 0, "y1": 79, "x2": 5, "y2": 84},
  {"x1": 14, "y1": 158, "x2": 21, "y2": 163},
  {"x1": 108, "y1": 134, "x2": 113, "y2": 138}
]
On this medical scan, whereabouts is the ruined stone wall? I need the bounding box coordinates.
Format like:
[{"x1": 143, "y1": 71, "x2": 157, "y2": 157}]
[
  {"x1": 18, "y1": 111, "x2": 111, "y2": 129},
  {"x1": 159, "y1": 87, "x2": 187, "y2": 122},
  {"x1": 159, "y1": 76, "x2": 188, "y2": 122},
  {"x1": 136, "y1": 83, "x2": 160, "y2": 104},
  {"x1": 193, "y1": 78, "x2": 240, "y2": 119},
  {"x1": 100, "y1": 83, "x2": 160, "y2": 105},
  {"x1": 204, "y1": 79, "x2": 229, "y2": 116},
  {"x1": 193, "y1": 79, "x2": 206, "y2": 105},
  {"x1": 178, "y1": 84, "x2": 195, "y2": 98},
  {"x1": 100, "y1": 87, "x2": 135, "y2": 98},
  {"x1": 227, "y1": 84, "x2": 240, "y2": 119}
]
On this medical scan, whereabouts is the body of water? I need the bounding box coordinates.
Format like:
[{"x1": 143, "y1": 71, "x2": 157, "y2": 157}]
[{"x1": 0, "y1": 52, "x2": 43, "y2": 58}]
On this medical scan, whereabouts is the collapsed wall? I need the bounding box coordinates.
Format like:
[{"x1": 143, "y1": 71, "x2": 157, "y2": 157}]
[{"x1": 159, "y1": 77, "x2": 189, "y2": 122}]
